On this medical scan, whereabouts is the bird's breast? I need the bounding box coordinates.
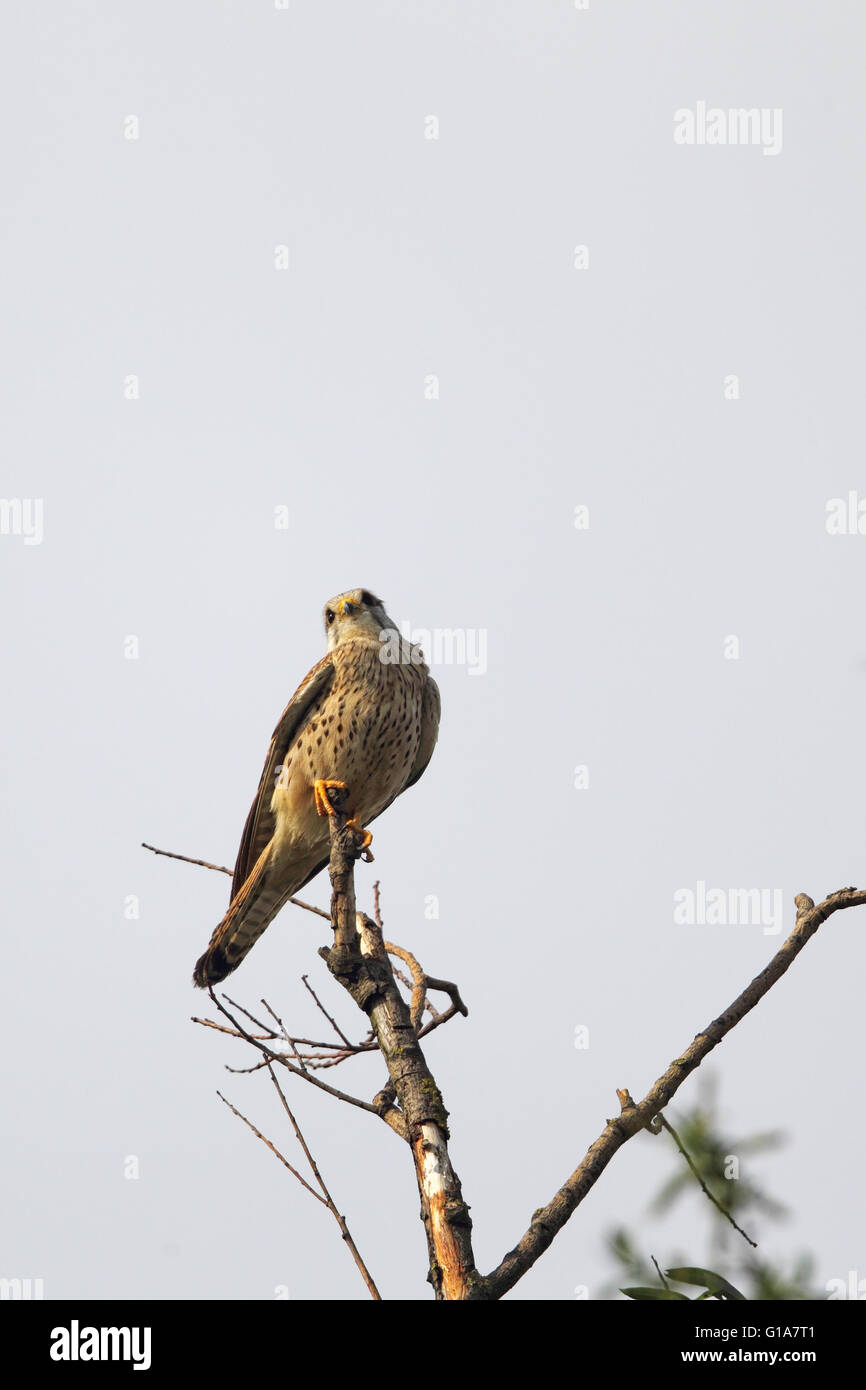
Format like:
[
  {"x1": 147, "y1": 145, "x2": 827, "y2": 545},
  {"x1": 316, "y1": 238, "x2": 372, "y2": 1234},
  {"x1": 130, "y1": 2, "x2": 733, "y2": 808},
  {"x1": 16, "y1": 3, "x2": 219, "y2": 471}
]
[{"x1": 278, "y1": 647, "x2": 428, "y2": 831}]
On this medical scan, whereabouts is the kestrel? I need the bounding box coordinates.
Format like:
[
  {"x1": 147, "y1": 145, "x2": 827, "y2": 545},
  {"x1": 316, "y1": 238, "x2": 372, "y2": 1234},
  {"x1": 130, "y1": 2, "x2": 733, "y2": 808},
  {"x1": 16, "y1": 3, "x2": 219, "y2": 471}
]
[{"x1": 192, "y1": 588, "x2": 440, "y2": 987}]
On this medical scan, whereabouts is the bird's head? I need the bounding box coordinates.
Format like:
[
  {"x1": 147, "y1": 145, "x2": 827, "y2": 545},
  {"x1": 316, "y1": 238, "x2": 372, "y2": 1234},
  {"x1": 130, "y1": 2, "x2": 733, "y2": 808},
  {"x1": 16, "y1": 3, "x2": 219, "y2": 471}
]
[{"x1": 323, "y1": 588, "x2": 396, "y2": 651}]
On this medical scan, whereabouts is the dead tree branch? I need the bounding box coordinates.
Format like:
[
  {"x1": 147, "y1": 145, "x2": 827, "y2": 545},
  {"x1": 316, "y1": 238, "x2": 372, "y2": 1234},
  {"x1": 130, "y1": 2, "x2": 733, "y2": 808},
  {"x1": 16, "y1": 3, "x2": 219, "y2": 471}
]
[
  {"x1": 318, "y1": 794, "x2": 479, "y2": 1299},
  {"x1": 217, "y1": 1082, "x2": 381, "y2": 1299},
  {"x1": 195, "y1": 991, "x2": 383, "y2": 1118},
  {"x1": 160, "y1": 818, "x2": 864, "y2": 1299},
  {"x1": 481, "y1": 887, "x2": 866, "y2": 1299},
  {"x1": 142, "y1": 841, "x2": 330, "y2": 920}
]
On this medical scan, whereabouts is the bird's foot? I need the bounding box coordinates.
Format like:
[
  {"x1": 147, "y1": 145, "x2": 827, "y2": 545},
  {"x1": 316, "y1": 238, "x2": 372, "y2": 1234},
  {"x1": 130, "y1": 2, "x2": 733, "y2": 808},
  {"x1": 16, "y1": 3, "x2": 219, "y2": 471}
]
[
  {"x1": 346, "y1": 815, "x2": 374, "y2": 863},
  {"x1": 314, "y1": 778, "x2": 349, "y2": 816}
]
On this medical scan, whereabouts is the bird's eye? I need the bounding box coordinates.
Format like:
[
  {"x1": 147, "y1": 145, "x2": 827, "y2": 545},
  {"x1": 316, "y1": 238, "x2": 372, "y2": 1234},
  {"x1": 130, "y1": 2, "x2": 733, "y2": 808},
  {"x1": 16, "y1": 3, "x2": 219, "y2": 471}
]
[{"x1": 325, "y1": 609, "x2": 335, "y2": 625}]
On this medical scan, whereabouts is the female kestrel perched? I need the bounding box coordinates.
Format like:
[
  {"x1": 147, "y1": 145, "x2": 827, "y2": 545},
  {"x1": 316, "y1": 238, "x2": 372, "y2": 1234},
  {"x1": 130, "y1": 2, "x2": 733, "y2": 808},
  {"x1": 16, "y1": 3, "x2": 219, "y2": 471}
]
[{"x1": 192, "y1": 588, "x2": 440, "y2": 987}]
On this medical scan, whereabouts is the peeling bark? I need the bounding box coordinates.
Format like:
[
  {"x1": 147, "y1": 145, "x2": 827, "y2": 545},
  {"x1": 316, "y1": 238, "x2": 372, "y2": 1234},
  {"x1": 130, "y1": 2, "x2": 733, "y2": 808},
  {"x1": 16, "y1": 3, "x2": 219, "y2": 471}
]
[{"x1": 321, "y1": 806, "x2": 478, "y2": 1299}]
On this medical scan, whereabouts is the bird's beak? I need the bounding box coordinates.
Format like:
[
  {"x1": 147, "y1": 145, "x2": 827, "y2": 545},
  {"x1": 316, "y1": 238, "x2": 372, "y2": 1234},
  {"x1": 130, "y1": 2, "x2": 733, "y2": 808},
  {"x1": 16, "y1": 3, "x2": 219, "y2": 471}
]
[{"x1": 339, "y1": 598, "x2": 356, "y2": 616}]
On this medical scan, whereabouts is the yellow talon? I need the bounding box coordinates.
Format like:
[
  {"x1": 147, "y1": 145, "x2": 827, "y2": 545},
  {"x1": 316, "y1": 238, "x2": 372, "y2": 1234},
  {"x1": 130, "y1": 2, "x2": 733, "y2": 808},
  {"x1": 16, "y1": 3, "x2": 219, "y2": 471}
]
[
  {"x1": 314, "y1": 778, "x2": 349, "y2": 817},
  {"x1": 313, "y1": 782, "x2": 373, "y2": 860},
  {"x1": 346, "y1": 815, "x2": 374, "y2": 862}
]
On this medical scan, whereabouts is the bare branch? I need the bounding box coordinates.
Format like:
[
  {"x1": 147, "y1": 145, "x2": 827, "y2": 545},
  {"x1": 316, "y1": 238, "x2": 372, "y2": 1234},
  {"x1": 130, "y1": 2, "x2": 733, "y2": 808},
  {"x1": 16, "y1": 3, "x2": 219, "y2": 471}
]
[
  {"x1": 221, "y1": 994, "x2": 276, "y2": 1034},
  {"x1": 415, "y1": 1003, "x2": 464, "y2": 1043},
  {"x1": 266, "y1": 1065, "x2": 381, "y2": 1300},
  {"x1": 323, "y1": 787, "x2": 362, "y2": 954},
  {"x1": 656, "y1": 1114, "x2": 756, "y2": 1248},
  {"x1": 194, "y1": 993, "x2": 383, "y2": 1119},
  {"x1": 225, "y1": 1057, "x2": 272, "y2": 1075},
  {"x1": 320, "y1": 818, "x2": 480, "y2": 1299},
  {"x1": 142, "y1": 842, "x2": 231, "y2": 875},
  {"x1": 258, "y1": 998, "x2": 309, "y2": 1073},
  {"x1": 192, "y1": 1016, "x2": 272, "y2": 1041},
  {"x1": 385, "y1": 941, "x2": 427, "y2": 1031},
  {"x1": 419, "y1": 974, "x2": 469, "y2": 1020},
  {"x1": 483, "y1": 886, "x2": 866, "y2": 1299},
  {"x1": 142, "y1": 841, "x2": 330, "y2": 919},
  {"x1": 216, "y1": 1091, "x2": 325, "y2": 1204},
  {"x1": 283, "y1": 896, "x2": 331, "y2": 924},
  {"x1": 218, "y1": 1083, "x2": 381, "y2": 1300},
  {"x1": 301, "y1": 974, "x2": 354, "y2": 1048}
]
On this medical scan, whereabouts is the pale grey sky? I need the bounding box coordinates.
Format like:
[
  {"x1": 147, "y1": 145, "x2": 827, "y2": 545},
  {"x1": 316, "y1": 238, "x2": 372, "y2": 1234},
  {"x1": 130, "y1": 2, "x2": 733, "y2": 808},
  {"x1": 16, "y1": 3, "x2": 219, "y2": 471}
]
[{"x1": 2, "y1": 0, "x2": 864, "y2": 1300}]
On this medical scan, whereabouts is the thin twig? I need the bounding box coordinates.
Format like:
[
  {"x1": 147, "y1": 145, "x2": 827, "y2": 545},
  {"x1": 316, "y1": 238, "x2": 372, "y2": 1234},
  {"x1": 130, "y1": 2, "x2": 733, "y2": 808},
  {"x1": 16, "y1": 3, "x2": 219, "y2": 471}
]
[
  {"x1": 284, "y1": 896, "x2": 331, "y2": 922},
  {"x1": 302, "y1": 975, "x2": 353, "y2": 1048},
  {"x1": 225, "y1": 1056, "x2": 273, "y2": 1075},
  {"x1": 259, "y1": 998, "x2": 289, "y2": 1040},
  {"x1": 483, "y1": 886, "x2": 866, "y2": 1299},
  {"x1": 192, "y1": 1016, "x2": 273, "y2": 1041},
  {"x1": 196, "y1": 990, "x2": 382, "y2": 1118},
  {"x1": 416, "y1": 1005, "x2": 461, "y2": 1041},
  {"x1": 657, "y1": 1114, "x2": 757, "y2": 1248},
  {"x1": 216, "y1": 1091, "x2": 325, "y2": 1204},
  {"x1": 421, "y1": 975, "x2": 469, "y2": 1018},
  {"x1": 266, "y1": 1064, "x2": 381, "y2": 1300},
  {"x1": 222, "y1": 994, "x2": 275, "y2": 1035},
  {"x1": 386, "y1": 941, "x2": 426, "y2": 1031},
  {"x1": 259, "y1": 998, "x2": 308, "y2": 1073},
  {"x1": 142, "y1": 842, "x2": 232, "y2": 875},
  {"x1": 142, "y1": 841, "x2": 330, "y2": 918},
  {"x1": 192, "y1": 1013, "x2": 375, "y2": 1067}
]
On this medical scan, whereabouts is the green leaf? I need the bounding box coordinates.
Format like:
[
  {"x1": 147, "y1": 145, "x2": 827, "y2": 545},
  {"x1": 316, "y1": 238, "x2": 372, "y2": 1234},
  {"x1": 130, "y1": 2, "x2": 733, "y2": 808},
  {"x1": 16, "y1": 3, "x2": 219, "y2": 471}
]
[
  {"x1": 621, "y1": 1286, "x2": 692, "y2": 1300},
  {"x1": 666, "y1": 1267, "x2": 747, "y2": 1300}
]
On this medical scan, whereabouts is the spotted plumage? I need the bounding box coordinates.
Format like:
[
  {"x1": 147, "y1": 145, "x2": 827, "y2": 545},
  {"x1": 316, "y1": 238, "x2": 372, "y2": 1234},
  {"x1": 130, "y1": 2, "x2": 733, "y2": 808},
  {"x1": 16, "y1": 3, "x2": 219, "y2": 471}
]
[{"x1": 192, "y1": 589, "x2": 440, "y2": 987}]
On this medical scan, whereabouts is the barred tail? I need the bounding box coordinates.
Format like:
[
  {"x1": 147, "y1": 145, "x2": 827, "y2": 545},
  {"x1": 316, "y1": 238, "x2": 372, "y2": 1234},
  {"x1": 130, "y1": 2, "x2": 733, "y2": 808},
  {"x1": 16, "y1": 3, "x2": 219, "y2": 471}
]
[{"x1": 193, "y1": 843, "x2": 289, "y2": 987}]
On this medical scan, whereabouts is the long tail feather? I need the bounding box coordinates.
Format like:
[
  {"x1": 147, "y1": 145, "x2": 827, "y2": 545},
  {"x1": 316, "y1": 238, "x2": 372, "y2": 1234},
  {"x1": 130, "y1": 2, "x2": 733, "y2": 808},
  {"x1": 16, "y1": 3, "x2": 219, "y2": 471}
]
[{"x1": 193, "y1": 843, "x2": 289, "y2": 987}]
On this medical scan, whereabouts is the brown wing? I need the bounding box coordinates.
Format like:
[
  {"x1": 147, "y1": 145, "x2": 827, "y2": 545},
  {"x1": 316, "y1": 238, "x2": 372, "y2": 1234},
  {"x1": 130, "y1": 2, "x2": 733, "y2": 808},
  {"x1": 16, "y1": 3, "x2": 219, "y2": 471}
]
[
  {"x1": 230, "y1": 653, "x2": 336, "y2": 900},
  {"x1": 405, "y1": 674, "x2": 441, "y2": 790}
]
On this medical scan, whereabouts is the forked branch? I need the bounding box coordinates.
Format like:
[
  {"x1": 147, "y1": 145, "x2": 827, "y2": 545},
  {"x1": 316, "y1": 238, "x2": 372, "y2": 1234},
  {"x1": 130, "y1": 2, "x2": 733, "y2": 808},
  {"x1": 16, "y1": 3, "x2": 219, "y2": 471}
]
[
  {"x1": 150, "y1": 824, "x2": 865, "y2": 1300},
  {"x1": 481, "y1": 888, "x2": 866, "y2": 1298},
  {"x1": 318, "y1": 795, "x2": 479, "y2": 1299}
]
